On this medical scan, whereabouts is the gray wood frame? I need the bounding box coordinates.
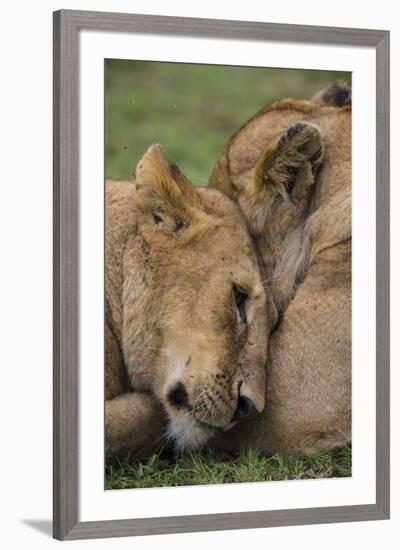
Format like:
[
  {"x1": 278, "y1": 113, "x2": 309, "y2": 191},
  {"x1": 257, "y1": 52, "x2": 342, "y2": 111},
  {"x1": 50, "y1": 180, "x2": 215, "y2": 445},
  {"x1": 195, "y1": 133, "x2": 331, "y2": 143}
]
[{"x1": 53, "y1": 9, "x2": 390, "y2": 541}]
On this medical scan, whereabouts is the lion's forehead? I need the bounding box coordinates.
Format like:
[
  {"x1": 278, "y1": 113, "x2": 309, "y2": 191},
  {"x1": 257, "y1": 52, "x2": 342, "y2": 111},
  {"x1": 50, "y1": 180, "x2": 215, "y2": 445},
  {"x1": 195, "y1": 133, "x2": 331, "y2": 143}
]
[
  {"x1": 196, "y1": 244, "x2": 259, "y2": 281},
  {"x1": 191, "y1": 216, "x2": 258, "y2": 268},
  {"x1": 195, "y1": 186, "x2": 244, "y2": 220}
]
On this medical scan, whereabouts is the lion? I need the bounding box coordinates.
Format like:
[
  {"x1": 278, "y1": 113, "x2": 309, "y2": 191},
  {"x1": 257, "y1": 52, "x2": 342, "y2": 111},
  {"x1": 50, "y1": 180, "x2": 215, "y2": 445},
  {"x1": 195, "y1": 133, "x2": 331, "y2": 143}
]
[
  {"x1": 209, "y1": 83, "x2": 352, "y2": 454},
  {"x1": 105, "y1": 144, "x2": 275, "y2": 457}
]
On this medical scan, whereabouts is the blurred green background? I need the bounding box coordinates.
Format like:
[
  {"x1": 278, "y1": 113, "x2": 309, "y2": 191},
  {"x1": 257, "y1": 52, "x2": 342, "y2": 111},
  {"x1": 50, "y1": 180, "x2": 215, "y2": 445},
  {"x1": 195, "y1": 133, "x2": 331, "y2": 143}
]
[{"x1": 105, "y1": 61, "x2": 350, "y2": 184}]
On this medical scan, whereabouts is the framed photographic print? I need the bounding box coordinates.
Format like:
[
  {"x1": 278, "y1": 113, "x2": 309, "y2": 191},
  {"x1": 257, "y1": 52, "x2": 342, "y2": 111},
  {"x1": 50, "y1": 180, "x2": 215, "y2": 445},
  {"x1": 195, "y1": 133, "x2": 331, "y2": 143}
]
[{"x1": 53, "y1": 9, "x2": 390, "y2": 541}]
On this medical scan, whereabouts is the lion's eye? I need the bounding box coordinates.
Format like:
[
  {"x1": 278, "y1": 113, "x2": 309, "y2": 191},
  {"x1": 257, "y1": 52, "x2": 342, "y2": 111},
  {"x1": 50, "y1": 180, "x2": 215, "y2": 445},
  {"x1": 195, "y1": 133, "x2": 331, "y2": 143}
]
[
  {"x1": 153, "y1": 212, "x2": 163, "y2": 225},
  {"x1": 233, "y1": 285, "x2": 248, "y2": 324}
]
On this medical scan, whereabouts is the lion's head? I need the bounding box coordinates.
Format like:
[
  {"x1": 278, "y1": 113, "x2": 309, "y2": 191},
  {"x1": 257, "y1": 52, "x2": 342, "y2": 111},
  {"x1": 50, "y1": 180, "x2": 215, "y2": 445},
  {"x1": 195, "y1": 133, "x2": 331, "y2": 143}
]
[
  {"x1": 209, "y1": 83, "x2": 351, "y2": 312},
  {"x1": 108, "y1": 145, "x2": 276, "y2": 450}
]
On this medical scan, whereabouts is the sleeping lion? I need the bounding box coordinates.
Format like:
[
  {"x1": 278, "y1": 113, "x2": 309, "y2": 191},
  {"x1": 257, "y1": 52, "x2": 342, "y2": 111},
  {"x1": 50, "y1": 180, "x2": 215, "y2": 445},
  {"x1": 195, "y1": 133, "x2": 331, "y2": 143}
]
[{"x1": 106, "y1": 83, "x2": 351, "y2": 458}]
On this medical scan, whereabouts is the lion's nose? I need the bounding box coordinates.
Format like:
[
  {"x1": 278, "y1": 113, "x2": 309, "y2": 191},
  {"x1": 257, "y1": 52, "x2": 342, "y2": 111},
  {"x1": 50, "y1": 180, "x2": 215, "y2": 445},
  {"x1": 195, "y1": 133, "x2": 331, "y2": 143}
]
[
  {"x1": 232, "y1": 394, "x2": 255, "y2": 421},
  {"x1": 168, "y1": 382, "x2": 189, "y2": 410}
]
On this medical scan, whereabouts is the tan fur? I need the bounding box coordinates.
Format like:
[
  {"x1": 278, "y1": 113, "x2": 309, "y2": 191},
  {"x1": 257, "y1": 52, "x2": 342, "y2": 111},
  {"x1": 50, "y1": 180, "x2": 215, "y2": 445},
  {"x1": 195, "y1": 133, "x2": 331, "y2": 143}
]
[
  {"x1": 209, "y1": 84, "x2": 352, "y2": 454},
  {"x1": 106, "y1": 144, "x2": 273, "y2": 456}
]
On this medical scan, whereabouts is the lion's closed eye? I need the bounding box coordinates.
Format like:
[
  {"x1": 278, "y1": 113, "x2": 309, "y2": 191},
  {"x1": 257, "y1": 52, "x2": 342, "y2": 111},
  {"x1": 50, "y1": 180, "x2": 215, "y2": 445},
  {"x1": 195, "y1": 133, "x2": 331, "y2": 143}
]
[{"x1": 233, "y1": 285, "x2": 248, "y2": 324}]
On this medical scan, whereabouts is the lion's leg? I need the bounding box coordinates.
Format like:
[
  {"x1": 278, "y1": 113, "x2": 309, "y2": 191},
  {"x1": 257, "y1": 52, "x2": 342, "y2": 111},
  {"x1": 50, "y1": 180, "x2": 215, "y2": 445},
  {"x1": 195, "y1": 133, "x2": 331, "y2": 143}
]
[{"x1": 106, "y1": 392, "x2": 167, "y2": 458}]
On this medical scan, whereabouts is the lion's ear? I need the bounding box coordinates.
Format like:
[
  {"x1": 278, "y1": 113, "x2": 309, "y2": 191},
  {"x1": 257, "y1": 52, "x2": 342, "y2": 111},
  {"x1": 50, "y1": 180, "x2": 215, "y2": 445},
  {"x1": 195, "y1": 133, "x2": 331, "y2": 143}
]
[
  {"x1": 245, "y1": 122, "x2": 324, "y2": 233},
  {"x1": 311, "y1": 82, "x2": 351, "y2": 107},
  {"x1": 254, "y1": 122, "x2": 324, "y2": 200},
  {"x1": 135, "y1": 144, "x2": 198, "y2": 203},
  {"x1": 134, "y1": 144, "x2": 200, "y2": 232}
]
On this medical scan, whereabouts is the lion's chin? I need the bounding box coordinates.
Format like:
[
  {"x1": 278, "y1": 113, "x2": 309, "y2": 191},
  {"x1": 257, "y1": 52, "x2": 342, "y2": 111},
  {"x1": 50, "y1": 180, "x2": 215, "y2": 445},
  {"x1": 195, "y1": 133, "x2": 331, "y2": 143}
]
[{"x1": 167, "y1": 412, "x2": 216, "y2": 451}]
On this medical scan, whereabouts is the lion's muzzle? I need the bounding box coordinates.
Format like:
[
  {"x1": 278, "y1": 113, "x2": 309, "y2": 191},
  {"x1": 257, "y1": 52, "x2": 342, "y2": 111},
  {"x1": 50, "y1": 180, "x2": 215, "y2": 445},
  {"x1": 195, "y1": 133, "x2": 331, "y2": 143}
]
[{"x1": 168, "y1": 381, "x2": 256, "y2": 429}]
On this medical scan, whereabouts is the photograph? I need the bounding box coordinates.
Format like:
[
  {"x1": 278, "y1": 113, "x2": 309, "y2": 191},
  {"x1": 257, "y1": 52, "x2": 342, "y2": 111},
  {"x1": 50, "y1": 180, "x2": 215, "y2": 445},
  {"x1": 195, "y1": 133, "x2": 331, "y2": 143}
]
[
  {"x1": 104, "y1": 60, "x2": 352, "y2": 490},
  {"x1": 0, "y1": 1, "x2": 391, "y2": 545}
]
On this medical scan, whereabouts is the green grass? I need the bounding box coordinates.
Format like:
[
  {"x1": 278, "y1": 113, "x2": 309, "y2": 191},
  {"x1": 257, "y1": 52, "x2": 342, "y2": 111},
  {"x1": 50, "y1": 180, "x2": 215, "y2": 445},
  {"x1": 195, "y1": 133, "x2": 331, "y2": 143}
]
[
  {"x1": 105, "y1": 61, "x2": 352, "y2": 489},
  {"x1": 106, "y1": 446, "x2": 351, "y2": 490},
  {"x1": 105, "y1": 60, "x2": 350, "y2": 184}
]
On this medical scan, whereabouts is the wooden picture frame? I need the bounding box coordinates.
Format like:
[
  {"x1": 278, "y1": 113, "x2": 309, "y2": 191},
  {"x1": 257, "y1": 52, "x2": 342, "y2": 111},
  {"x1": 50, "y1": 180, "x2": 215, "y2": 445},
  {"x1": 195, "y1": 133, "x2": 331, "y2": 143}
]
[{"x1": 53, "y1": 9, "x2": 390, "y2": 540}]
